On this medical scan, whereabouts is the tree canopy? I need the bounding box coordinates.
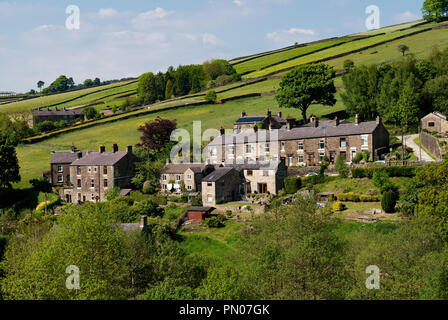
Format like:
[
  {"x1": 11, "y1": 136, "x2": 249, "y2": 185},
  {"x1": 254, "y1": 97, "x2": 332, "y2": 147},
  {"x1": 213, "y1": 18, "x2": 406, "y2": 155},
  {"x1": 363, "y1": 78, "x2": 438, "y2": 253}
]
[
  {"x1": 422, "y1": 0, "x2": 448, "y2": 22},
  {"x1": 0, "y1": 132, "x2": 20, "y2": 189}
]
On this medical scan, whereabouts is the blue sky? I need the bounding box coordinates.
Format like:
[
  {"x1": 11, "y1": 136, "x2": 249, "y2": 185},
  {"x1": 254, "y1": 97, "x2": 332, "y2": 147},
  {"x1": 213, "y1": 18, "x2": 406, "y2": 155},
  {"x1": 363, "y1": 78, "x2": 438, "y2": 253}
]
[{"x1": 0, "y1": 0, "x2": 424, "y2": 92}]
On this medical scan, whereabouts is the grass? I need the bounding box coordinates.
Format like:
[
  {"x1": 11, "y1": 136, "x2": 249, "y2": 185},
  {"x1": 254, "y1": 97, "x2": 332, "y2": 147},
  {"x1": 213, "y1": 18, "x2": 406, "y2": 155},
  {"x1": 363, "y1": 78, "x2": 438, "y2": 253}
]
[
  {"x1": 245, "y1": 26, "x2": 434, "y2": 78},
  {"x1": 0, "y1": 80, "x2": 136, "y2": 114}
]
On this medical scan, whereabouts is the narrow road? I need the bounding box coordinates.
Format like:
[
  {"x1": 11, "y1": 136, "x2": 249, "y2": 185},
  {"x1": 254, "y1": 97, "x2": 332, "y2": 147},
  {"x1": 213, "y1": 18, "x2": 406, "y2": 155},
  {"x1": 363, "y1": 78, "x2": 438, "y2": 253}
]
[{"x1": 398, "y1": 134, "x2": 434, "y2": 162}]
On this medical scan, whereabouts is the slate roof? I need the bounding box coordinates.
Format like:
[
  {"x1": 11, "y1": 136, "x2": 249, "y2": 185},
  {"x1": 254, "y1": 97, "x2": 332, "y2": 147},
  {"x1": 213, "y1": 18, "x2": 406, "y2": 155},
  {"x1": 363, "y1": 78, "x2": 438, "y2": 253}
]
[
  {"x1": 208, "y1": 120, "x2": 380, "y2": 146},
  {"x1": 223, "y1": 160, "x2": 282, "y2": 172},
  {"x1": 33, "y1": 109, "x2": 83, "y2": 116},
  {"x1": 188, "y1": 206, "x2": 214, "y2": 212},
  {"x1": 119, "y1": 189, "x2": 132, "y2": 196},
  {"x1": 71, "y1": 151, "x2": 128, "y2": 166},
  {"x1": 50, "y1": 150, "x2": 90, "y2": 164},
  {"x1": 431, "y1": 111, "x2": 448, "y2": 121},
  {"x1": 202, "y1": 167, "x2": 235, "y2": 182},
  {"x1": 160, "y1": 163, "x2": 206, "y2": 174}
]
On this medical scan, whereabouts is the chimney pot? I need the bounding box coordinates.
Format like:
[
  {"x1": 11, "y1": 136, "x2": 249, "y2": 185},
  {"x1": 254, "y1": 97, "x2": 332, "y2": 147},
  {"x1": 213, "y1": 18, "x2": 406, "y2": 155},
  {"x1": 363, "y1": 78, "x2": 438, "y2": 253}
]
[
  {"x1": 277, "y1": 111, "x2": 282, "y2": 118},
  {"x1": 99, "y1": 145, "x2": 105, "y2": 153},
  {"x1": 376, "y1": 116, "x2": 381, "y2": 124},
  {"x1": 112, "y1": 144, "x2": 118, "y2": 153},
  {"x1": 355, "y1": 114, "x2": 360, "y2": 125},
  {"x1": 267, "y1": 110, "x2": 272, "y2": 117},
  {"x1": 77, "y1": 152, "x2": 82, "y2": 159},
  {"x1": 220, "y1": 126, "x2": 225, "y2": 135},
  {"x1": 241, "y1": 111, "x2": 246, "y2": 118},
  {"x1": 126, "y1": 145, "x2": 133, "y2": 154},
  {"x1": 334, "y1": 116, "x2": 339, "y2": 126}
]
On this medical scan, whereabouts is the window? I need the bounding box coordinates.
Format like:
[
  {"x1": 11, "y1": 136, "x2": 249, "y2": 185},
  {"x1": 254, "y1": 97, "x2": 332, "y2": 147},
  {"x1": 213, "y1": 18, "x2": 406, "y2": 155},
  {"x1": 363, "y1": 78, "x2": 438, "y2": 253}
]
[
  {"x1": 297, "y1": 141, "x2": 304, "y2": 151},
  {"x1": 77, "y1": 179, "x2": 81, "y2": 188},
  {"x1": 88, "y1": 167, "x2": 91, "y2": 173},
  {"x1": 94, "y1": 167, "x2": 97, "y2": 173},
  {"x1": 207, "y1": 195, "x2": 213, "y2": 203},
  {"x1": 211, "y1": 148, "x2": 217, "y2": 157},
  {"x1": 227, "y1": 145, "x2": 235, "y2": 155},
  {"x1": 91, "y1": 194, "x2": 95, "y2": 201},
  {"x1": 298, "y1": 155, "x2": 304, "y2": 163},
  {"x1": 57, "y1": 175, "x2": 63, "y2": 183},
  {"x1": 281, "y1": 142, "x2": 285, "y2": 152},
  {"x1": 319, "y1": 140, "x2": 325, "y2": 150},
  {"x1": 66, "y1": 175, "x2": 70, "y2": 184},
  {"x1": 103, "y1": 166, "x2": 107, "y2": 175},
  {"x1": 91, "y1": 179, "x2": 95, "y2": 188},
  {"x1": 78, "y1": 193, "x2": 81, "y2": 201},
  {"x1": 340, "y1": 138, "x2": 347, "y2": 148},
  {"x1": 319, "y1": 153, "x2": 325, "y2": 162},
  {"x1": 247, "y1": 170, "x2": 253, "y2": 176},
  {"x1": 187, "y1": 174, "x2": 192, "y2": 180},
  {"x1": 207, "y1": 182, "x2": 212, "y2": 187},
  {"x1": 263, "y1": 170, "x2": 269, "y2": 177},
  {"x1": 187, "y1": 185, "x2": 192, "y2": 191},
  {"x1": 57, "y1": 165, "x2": 63, "y2": 172},
  {"x1": 104, "y1": 179, "x2": 108, "y2": 188},
  {"x1": 428, "y1": 122, "x2": 435, "y2": 127},
  {"x1": 162, "y1": 184, "x2": 167, "y2": 190},
  {"x1": 162, "y1": 174, "x2": 167, "y2": 181},
  {"x1": 245, "y1": 144, "x2": 252, "y2": 154},
  {"x1": 264, "y1": 143, "x2": 270, "y2": 153},
  {"x1": 288, "y1": 156, "x2": 293, "y2": 166},
  {"x1": 361, "y1": 135, "x2": 369, "y2": 147},
  {"x1": 176, "y1": 175, "x2": 182, "y2": 181},
  {"x1": 77, "y1": 166, "x2": 81, "y2": 175}
]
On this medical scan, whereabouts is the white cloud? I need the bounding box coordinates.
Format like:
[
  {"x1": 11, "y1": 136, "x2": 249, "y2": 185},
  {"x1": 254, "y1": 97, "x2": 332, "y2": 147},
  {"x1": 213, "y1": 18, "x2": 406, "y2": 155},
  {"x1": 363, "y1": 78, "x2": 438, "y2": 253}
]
[
  {"x1": 132, "y1": 7, "x2": 175, "y2": 28},
  {"x1": 233, "y1": 0, "x2": 243, "y2": 7},
  {"x1": 182, "y1": 33, "x2": 222, "y2": 46},
  {"x1": 97, "y1": 8, "x2": 118, "y2": 19},
  {"x1": 393, "y1": 11, "x2": 420, "y2": 24},
  {"x1": 266, "y1": 27, "x2": 317, "y2": 45}
]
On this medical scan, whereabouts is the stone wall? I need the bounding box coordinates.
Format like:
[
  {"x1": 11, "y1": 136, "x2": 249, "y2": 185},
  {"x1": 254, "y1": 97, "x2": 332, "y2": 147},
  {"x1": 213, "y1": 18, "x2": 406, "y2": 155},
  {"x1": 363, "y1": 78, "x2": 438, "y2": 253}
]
[{"x1": 421, "y1": 131, "x2": 442, "y2": 159}]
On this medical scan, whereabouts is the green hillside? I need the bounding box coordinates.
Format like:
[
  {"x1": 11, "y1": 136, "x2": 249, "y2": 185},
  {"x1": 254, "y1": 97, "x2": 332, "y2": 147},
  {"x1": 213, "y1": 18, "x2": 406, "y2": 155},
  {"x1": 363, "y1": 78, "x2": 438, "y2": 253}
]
[{"x1": 10, "y1": 19, "x2": 448, "y2": 187}]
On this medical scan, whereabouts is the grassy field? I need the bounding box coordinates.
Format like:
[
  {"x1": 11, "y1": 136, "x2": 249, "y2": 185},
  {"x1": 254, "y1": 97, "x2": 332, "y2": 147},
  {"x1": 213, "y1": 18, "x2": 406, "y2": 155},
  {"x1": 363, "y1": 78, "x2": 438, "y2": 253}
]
[
  {"x1": 15, "y1": 94, "x2": 346, "y2": 188},
  {"x1": 0, "y1": 80, "x2": 136, "y2": 114},
  {"x1": 245, "y1": 26, "x2": 434, "y2": 78},
  {"x1": 233, "y1": 38, "x2": 353, "y2": 75},
  {"x1": 352, "y1": 20, "x2": 425, "y2": 36}
]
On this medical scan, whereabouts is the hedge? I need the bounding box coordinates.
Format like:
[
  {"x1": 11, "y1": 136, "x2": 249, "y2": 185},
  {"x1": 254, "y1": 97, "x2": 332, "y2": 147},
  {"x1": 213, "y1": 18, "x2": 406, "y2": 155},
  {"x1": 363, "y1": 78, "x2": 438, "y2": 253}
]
[
  {"x1": 284, "y1": 177, "x2": 302, "y2": 194},
  {"x1": 351, "y1": 166, "x2": 420, "y2": 179},
  {"x1": 337, "y1": 192, "x2": 379, "y2": 202}
]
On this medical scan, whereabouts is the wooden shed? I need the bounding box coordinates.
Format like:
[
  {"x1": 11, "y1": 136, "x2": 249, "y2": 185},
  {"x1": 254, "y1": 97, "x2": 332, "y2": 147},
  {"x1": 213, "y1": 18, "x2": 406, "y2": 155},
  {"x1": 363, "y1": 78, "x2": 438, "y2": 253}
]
[{"x1": 187, "y1": 206, "x2": 214, "y2": 222}]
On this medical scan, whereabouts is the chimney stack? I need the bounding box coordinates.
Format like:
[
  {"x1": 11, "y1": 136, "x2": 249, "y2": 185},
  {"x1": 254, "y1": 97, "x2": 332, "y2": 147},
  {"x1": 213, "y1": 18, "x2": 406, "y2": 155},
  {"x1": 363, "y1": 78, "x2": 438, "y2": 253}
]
[
  {"x1": 220, "y1": 126, "x2": 225, "y2": 136},
  {"x1": 277, "y1": 111, "x2": 282, "y2": 118},
  {"x1": 376, "y1": 116, "x2": 381, "y2": 124},
  {"x1": 140, "y1": 215, "x2": 148, "y2": 232},
  {"x1": 112, "y1": 144, "x2": 118, "y2": 153},
  {"x1": 286, "y1": 121, "x2": 291, "y2": 131},
  {"x1": 311, "y1": 116, "x2": 318, "y2": 128},
  {"x1": 334, "y1": 116, "x2": 339, "y2": 126},
  {"x1": 241, "y1": 111, "x2": 246, "y2": 118},
  {"x1": 267, "y1": 110, "x2": 272, "y2": 117},
  {"x1": 355, "y1": 114, "x2": 359, "y2": 125},
  {"x1": 99, "y1": 145, "x2": 105, "y2": 153},
  {"x1": 71, "y1": 143, "x2": 75, "y2": 152},
  {"x1": 126, "y1": 145, "x2": 133, "y2": 154},
  {"x1": 77, "y1": 152, "x2": 82, "y2": 159}
]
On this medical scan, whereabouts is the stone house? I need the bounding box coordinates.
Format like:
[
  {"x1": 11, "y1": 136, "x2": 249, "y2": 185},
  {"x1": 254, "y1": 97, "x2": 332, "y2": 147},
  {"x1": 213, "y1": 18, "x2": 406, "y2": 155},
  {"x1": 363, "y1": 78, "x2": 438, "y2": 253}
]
[
  {"x1": 202, "y1": 167, "x2": 241, "y2": 207},
  {"x1": 206, "y1": 114, "x2": 390, "y2": 166},
  {"x1": 421, "y1": 111, "x2": 448, "y2": 134},
  {"x1": 159, "y1": 163, "x2": 215, "y2": 193},
  {"x1": 234, "y1": 110, "x2": 287, "y2": 133},
  {"x1": 57, "y1": 144, "x2": 136, "y2": 203},
  {"x1": 49, "y1": 149, "x2": 89, "y2": 187},
  {"x1": 32, "y1": 108, "x2": 84, "y2": 127}
]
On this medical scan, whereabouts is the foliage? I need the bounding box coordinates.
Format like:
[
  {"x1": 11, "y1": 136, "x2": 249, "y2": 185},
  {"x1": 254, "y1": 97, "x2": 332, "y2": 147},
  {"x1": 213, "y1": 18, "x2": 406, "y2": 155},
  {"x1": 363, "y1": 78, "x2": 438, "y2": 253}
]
[
  {"x1": 276, "y1": 63, "x2": 336, "y2": 121},
  {"x1": 351, "y1": 166, "x2": 419, "y2": 179},
  {"x1": 29, "y1": 177, "x2": 51, "y2": 193},
  {"x1": 0, "y1": 132, "x2": 20, "y2": 188},
  {"x1": 352, "y1": 152, "x2": 363, "y2": 164},
  {"x1": 398, "y1": 44, "x2": 410, "y2": 56},
  {"x1": 105, "y1": 187, "x2": 121, "y2": 201},
  {"x1": 422, "y1": 0, "x2": 448, "y2": 22},
  {"x1": 136, "y1": 117, "x2": 177, "y2": 152},
  {"x1": 284, "y1": 177, "x2": 301, "y2": 194},
  {"x1": 200, "y1": 265, "x2": 248, "y2": 300},
  {"x1": 333, "y1": 201, "x2": 345, "y2": 212},
  {"x1": 204, "y1": 216, "x2": 224, "y2": 228},
  {"x1": 335, "y1": 155, "x2": 349, "y2": 178},
  {"x1": 343, "y1": 59, "x2": 355, "y2": 72},
  {"x1": 83, "y1": 106, "x2": 100, "y2": 120},
  {"x1": 205, "y1": 90, "x2": 217, "y2": 103},
  {"x1": 337, "y1": 192, "x2": 379, "y2": 202},
  {"x1": 372, "y1": 170, "x2": 397, "y2": 194},
  {"x1": 381, "y1": 190, "x2": 398, "y2": 213}
]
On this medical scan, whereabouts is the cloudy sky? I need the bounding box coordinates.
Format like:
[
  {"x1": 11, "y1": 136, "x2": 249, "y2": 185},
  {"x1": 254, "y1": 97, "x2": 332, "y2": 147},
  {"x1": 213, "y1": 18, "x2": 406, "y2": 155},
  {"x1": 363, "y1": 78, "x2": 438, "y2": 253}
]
[{"x1": 0, "y1": 0, "x2": 423, "y2": 92}]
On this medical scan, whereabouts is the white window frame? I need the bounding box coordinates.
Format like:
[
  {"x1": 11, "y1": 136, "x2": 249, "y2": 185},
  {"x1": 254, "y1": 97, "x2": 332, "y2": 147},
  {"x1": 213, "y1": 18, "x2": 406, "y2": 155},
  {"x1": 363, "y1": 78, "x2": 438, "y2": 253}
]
[
  {"x1": 319, "y1": 153, "x2": 325, "y2": 163},
  {"x1": 187, "y1": 185, "x2": 193, "y2": 191},
  {"x1": 162, "y1": 174, "x2": 167, "y2": 181},
  {"x1": 88, "y1": 167, "x2": 91, "y2": 173},
  {"x1": 187, "y1": 174, "x2": 192, "y2": 180},
  {"x1": 90, "y1": 179, "x2": 95, "y2": 188},
  {"x1": 298, "y1": 154, "x2": 304, "y2": 163},
  {"x1": 361, "y1": 135, "x2": 369, "y2": 147},
  {"x1": 91, "y1": 193, "x2": 95, "y2": 201},
  {"x1": 57, "y1": 175, "x2": 63, "y2": 183},
  {"x1": 175, "y1": 175, "x2": 182, "y2": 181},
  {"x1": 57, "y1": 165, "x2": 63, "y2": 173},
  {"x1": 245, "y1": 144, "x2": 252, "y2": 154},
  {"x1": 340, "y1": 138, "x2": 347, "y2": 148},
  {"x1": 318, "y1": 139, "x2": 325, "y2": 150},
  {"x1": 281, "y1": 142, "x2": 285, "y2": 152},
  {"x1": 288, "y1": 156, "x2": 293, "y2": 167},
  {"x1": 297, "y1": 141, "x2": 304, "y2": 151},
  {"x1": 264, "y1": 143, "x2": 270, "y2": 154},
  {"x1": 77, "y1": 166, "x2": 81, "y2": 175},
  {"x1": 211, "y1": 147, "x2": 217, "y2": 157}
]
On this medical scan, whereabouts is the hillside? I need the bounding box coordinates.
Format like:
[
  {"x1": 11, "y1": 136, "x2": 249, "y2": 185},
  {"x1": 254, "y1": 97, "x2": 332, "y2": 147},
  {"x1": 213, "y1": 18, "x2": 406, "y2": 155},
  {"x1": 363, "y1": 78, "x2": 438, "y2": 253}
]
[{"x1": 9, "y1": 19, "x2": 448, "y2": 188}]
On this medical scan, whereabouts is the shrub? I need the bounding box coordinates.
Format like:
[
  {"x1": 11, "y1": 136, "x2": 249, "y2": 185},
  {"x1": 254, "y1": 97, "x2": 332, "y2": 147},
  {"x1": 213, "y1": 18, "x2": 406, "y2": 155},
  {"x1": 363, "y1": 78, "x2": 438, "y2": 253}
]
[
  {"x1": 30, "y1": 177, "x2": 52, "y2": 192},
  {"x1": 381, "y1": 190, "x2": 398, "y2": 213},
  {"x1": 142, "y1": 180, "x2": 154, "y2": 194},
  {"x1": 335, "y1": 155, "x2": 349, "y2": 178},
  {"x1": 351, "y1": 168, "x2": 368, "y2": 178},
  {"x1": 362, "y1": 150, "x2": 370, "y2": 162},
  {"x1": 225, "y1": 210, "x2": 233, "y2": 218},
  {"x1": 328, "y1": 193, "x2": 336, "y2": 202},
  {"x1": 105, "y1": 187, "x2": 121, "y2": 201},
  {"x1": 337, "y1": 192, "x2": 360, "y2": 202},
  {"x1": 284, "y1": 177, "x2": 301, "y2": 194},
  {"x1": 204, "y1": 216, "x2": 224, "y2": 228},
  {"x1": 352, "y1": 152, "x2": 363, "y2": 164},
  {"x1": 131, "y1": 199, "x2": 163, "y2": 218},
  {"x1": 333, "y1": 202, "x2": 345, "y2": 212},
  {"x1": 205, "y1": 90, "x2": 217, "y2": 103},
  {"x1": 359, "y1": 195, "x2": 379, "y2": 202}
]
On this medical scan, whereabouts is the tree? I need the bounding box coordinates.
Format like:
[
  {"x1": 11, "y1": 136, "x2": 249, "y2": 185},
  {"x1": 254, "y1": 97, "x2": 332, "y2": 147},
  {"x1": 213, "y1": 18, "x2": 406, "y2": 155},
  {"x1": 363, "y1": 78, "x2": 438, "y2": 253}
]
[
  {"x1": 165, "y1": 80, "x2": 174, "y2": 99},
  {"x1": 83, "y1": 79, "x2": 94, "y2": 87},
  {"x1": 45, "y1": 75, "x2": 71, "y2": 93},
  {"x1": 0, "y1": 132, "x2": 20, "y2": 188},
  {"x1": 381, "y1": 190, "x2": 398, "y2": 213},
  {"x1": 83, "y1": 106, "x2": 100, "y2": 120},
  {"x1": 138, "y1": 72, "x2": 158, "y2": 104},
  {"x1": 137, "y1": 117, "x2": 177, "y2": 152},
  {"x1": 343, "y1": 60, "x2": 355, "y2": 73},
  {"x1": 93, "y1": 78, "x2": 101, "y2": 86},
  {"x1": 276, "y1": 64, "x2": 336, "y2": 122},
  {"x1": 205, "y1": 90, "x2": 217, "y2": 103},
  {"x1": 397, "y1": 73, "x2": 423, "y2": 130},
  {"x1": 424, "y1": 75, "x2": 448, "y2": 114},
  {"x1": 422, "y1": 0, "x2": 448, "y2": 22},
  {"x1": 398, "y1": 44, "x2": 410, "y2": 57},
  {"x1": 37, "y1": 81, "x2": 45, "y2": 92},
  {"x1": 335, "y1": 155, "x2": 349, "y2": 178}
]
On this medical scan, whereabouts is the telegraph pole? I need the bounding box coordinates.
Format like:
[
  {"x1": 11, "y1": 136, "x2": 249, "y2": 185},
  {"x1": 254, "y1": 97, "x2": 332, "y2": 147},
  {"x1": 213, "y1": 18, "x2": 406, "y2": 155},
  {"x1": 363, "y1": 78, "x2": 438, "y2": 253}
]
[{"x1": 401, "y1": 121, "x2": 404, "y2": 166}]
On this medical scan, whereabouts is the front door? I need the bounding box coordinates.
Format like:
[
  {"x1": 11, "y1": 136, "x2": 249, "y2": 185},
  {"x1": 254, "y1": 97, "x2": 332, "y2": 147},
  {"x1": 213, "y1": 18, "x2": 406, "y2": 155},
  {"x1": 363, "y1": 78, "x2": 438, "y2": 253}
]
[
  {"x1": 329, "y1": 152, "x2": 336, "y2": 163},
  {"x1": 308, "y1": 153, "x2": 315, "y2": 166},
  {"x1": 258, "y1": 183, "x2": 267, "y2": 194}
]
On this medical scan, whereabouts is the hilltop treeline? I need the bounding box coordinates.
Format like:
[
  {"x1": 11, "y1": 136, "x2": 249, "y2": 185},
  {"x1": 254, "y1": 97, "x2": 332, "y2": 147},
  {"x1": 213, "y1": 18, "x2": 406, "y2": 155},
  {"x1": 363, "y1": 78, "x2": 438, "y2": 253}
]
[
  {"x1": 341, "y1": 46, "x2": 448, "y2": 129},
  {"x1": 137, "y1": 59, "x2": 240, "y2": 105}
]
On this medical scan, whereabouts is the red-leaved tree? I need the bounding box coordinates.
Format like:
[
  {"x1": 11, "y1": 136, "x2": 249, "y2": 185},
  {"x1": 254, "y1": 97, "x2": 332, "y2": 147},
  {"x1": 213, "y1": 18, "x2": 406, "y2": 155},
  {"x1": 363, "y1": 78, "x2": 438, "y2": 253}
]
[{"x1": 136, "y1": 117, "x2": 177, "y2": 152}]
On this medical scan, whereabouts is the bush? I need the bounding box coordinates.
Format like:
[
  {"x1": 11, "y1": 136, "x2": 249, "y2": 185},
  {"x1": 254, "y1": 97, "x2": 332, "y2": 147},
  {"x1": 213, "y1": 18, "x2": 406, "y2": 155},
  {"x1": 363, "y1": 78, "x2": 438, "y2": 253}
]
[
  {"x1": 105, "y1": 187, "x2": 121, "y2": 201},
  {"x1": 359, "y1": 195, "x2": 380, "y2": 202},
  {"x1": 352, "y1": 152, "x2": 363, "y2": 164},
  {"x1": 131, "y1": 199, "x2": 163, "y2": 218},
  {"x1": 142, "y1": 181, "x2": 154, "y2": 194},
  {"x1": 338, "y1": 192, "x2": 379, "y2": 202},
  {"x1": 204, "y1": 216, "x2": 224, "y2": 228},
  {"x1": 205, "y1": 90, "x2": 217, "y2": 103},
  {"x1": 352, "y1": 166, "x2": 420, "y2": 179},
  {"x1": 381, "y1": 190, "x2": 398, "y2": 213},
  {"x1": 333, "y1": 202, "x2": 346, "y2": 212},
  {"x1": 225, "y1": 210, "x2": 233, "y2": 218},
  {"x1": 284, "y1": 177, "x2": 301, "y2": 194},
  {"x1": 29, "y1": 177, "x2": 52, "y2": 192},
  {"x1": 335, "y1": 156, "x2": 349, "y2": 178}
]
